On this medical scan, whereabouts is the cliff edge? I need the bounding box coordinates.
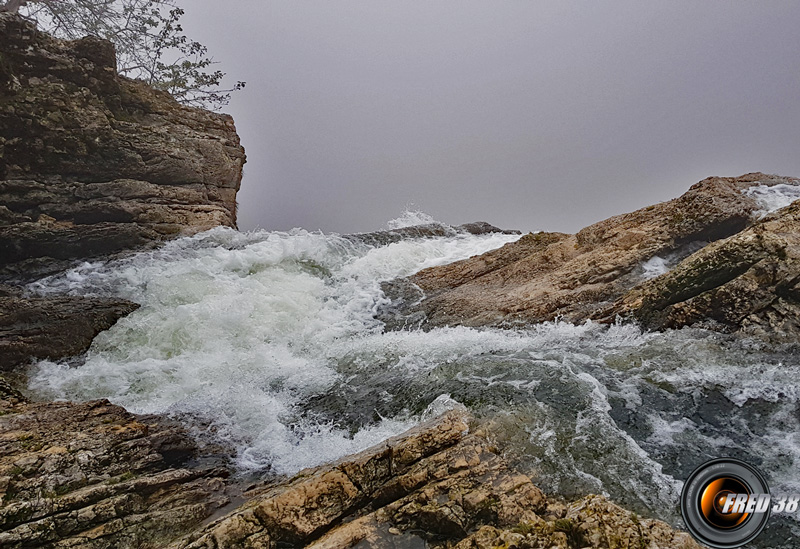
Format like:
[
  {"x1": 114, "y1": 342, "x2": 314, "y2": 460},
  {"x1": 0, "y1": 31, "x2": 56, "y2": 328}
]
[{"x1": 0, "y1": 13, "x2": 246, "y2": 275}]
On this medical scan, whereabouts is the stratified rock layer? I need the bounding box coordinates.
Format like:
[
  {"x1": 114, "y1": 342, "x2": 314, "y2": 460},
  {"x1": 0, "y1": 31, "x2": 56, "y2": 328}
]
[
  {"x1": 173, "y1": 410, "x2": 699, "y2": 549},
  {"x1": 0, "y1": 383, "x2": 231, "y2": 549},
  {"x1": 0, "y1": 13, "x2": 245, "y2": 271},
  {"x1": 0, "y1": 384, "x2": 698, "y2": 549},
  {"x1": 390, "y1": 173, "x2": 800, "y2": 340},
  {"x1": 601, "y1": 198, "x2": 800, "y2": 341}
]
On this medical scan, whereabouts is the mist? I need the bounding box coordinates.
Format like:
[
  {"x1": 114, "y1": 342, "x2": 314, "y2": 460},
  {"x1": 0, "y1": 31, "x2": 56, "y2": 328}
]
[{"x1": 181, "y1": 1, "x2": 800, "y2": 234}]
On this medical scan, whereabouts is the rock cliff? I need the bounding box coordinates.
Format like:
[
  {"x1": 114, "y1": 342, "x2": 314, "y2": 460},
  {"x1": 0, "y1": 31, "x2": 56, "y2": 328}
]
[
  {"x1": 384, "y1": 173, "x2": 800, "y2": 341},
  {"x1": 0, "y1": 13, "x2": 245, "y2": 275},
  {"x1": 0, "y1": 12, "x2": 245, "y2": 370}
]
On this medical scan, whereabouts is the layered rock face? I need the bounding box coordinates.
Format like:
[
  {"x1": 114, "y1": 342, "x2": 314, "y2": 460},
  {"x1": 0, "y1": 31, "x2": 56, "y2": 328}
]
[
  {"x1": 602, "y1": 197, "x2": 800, "y2": 341},
  {"x1": 0, "y1": 14, "x2": 246, "y2": 273},
  {"x1": 0, "y1": 13, "x2": 245, "y2": 370},
  {"x1": 171, "y1": 411, "x2": 699, "y2": 549},
  {"x1": 0, "y1": 395, "x2": 699, "y2": 549},
  {"x1": 0, "y1": 382, "x2": 231, "y2": 549},
  {"x1": 387, "y1": 173, "x2": 800, "y2": 340}
]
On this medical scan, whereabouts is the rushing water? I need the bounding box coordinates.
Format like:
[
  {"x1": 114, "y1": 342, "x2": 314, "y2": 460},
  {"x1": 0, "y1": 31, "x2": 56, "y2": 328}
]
[{"x1": 25, "y1": 213, "x2": 800, "y2": 547}]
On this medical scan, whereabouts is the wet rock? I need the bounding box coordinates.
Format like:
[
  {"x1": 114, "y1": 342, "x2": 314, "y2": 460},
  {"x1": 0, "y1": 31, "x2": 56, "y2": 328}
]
[
  {"x1": 376, "y1": 278, "x2": 427, "y2": 331},
  {"x1": 173, "y1": 411, "x2": 471, "y2": 548},
  {"x1": 601, "y1": 198, "x2": 800, "y2": 341},
  {"x1": 0, "y1": 13, "x2": 245, "y2": 273},
  {"x1": 455, "y1": 221, "x2": 522, "y2": 236},
  {"x1": 0, "y1": 295, "x2": 138, "y2": 371},
  {"x1": 346, "y1": 221, "x2": 519, "y2": 248},
  {"x1": 452, "y1": 495, "x2": 700, "y2": 549},
  {"x1": 0, "y1": 394, "x2": 231, "y2": 549},
  {"x1": 171, "y1": 411, "x2": 698, "y2": 549},
  {"x1": 385, "y1": 173, "x2": 799, "y2": 340}
]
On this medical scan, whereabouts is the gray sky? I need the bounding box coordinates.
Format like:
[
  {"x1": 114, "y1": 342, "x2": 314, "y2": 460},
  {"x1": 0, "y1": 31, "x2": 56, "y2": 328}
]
[{"x1": 182, "y1": 1, "x2": 800, "y2": 234}]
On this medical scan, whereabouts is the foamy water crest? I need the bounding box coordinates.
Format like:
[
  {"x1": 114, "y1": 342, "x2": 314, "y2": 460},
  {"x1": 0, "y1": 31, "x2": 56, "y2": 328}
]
[
  {"x1": 386, "y1": 209, "x2": 439, "y2": 229},
  {"x1": 28, "y1": 225, "x2": 520, "y2": 474},
  {"x1": 26, "y1": 220, "x2": 800, "y2": 544},
  {"x1": 641, "y1": 255, "x2": 670, "y2": 279},
  {"x1": 745, "y1": 182, "x2": 800, "y2": 217}
]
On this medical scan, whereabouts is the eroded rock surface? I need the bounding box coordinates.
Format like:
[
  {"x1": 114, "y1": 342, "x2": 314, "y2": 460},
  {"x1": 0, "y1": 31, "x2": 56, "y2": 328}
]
[
  {"x1": 601, "y1": 198, "x2": 800, "y2": 341},
  {"x1": 0, "y1": 13, "x2": 245, "y2": 273},
  {"x1": 386, "y1": 173, "x2": 800, "y2": 340},
  {"x1": 172, "y1": 410, "x2": 698, "y2": 549},
  {"x1": 0, "y1": 384, "x2": 231, "y2": 549},
  {"x1": 0, "y1": 294, "x2": 138, "y2": 371}
]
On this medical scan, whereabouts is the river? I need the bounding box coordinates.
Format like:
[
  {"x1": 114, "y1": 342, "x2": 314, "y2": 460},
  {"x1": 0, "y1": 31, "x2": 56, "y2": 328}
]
[{"x1": 24, "y1": 212, "x2": 800, "y2": 547}]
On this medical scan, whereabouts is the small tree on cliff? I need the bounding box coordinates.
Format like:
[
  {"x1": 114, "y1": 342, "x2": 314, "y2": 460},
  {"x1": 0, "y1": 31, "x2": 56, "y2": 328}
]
[{"x1": 0, "y1": 0, "x2": 244, "y2": 110}]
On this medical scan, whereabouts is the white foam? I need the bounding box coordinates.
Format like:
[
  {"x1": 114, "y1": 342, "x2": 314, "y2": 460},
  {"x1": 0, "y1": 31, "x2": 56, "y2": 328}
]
[
  {"x1": 25, "y1": 218, "x2": 800, "y2": 539},
  {"x1": 27, "y1": 224, "x2": 520, "y2": 474},
  {"x1": 641, "y1": 256, "x2": 670, "y2": 279},
  {"x1": 646, "y1": 358, "x2": 800, "y2": 408},
  {"x1": 386, "y1": 209, "x2": 439, "y2": 229},
  {"x1": 571, "y1": 366, "x2": 682, "y2": 510},
  {"x1": 420, "y1": 393, "x2": 467, "y2": 421},
  {"x1": 744, "y1": 182, "x2": 800, "y2": 217}
]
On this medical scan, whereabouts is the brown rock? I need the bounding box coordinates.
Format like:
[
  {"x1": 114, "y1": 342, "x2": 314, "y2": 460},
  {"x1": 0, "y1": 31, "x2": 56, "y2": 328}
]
[
  {"x1": 601, "y1": 198, "x2": 800, "y2": 340},
  {"x1": 174, "y1": 410, "x2": 471, "y2": 548},
  {"x1": 451, "y1": 495, "x2": 700, "y2": 549},
  {"x1": 172, "y1": 411, "x2": 697, "y2": 549},
  {"x1": 0, "y1": 295, "x2": 138, "y2": 371},
  {"x1": 0, "y1": 397, "x2": 698, "y2": 549},
  {"x1": 386, "y1": 174, "x2": 798, "y2": 338},
  {"x1": 0, "y1": 13, "x2": 245, "y2": 272},
  {"x1": 0, "y1": 395, "x2": 231, "y2": 549}
]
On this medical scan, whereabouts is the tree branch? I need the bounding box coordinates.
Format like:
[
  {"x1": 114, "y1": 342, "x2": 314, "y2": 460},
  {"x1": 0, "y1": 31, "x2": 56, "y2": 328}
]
[{"x1": 15, "y1": 0, "x2": 243, "y2": 110}]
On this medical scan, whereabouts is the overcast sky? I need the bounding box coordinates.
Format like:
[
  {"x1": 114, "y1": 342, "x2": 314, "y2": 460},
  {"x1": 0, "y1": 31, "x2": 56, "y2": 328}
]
[{"x1": 182, "y1": 1, "x2": 800, "y2": 234}]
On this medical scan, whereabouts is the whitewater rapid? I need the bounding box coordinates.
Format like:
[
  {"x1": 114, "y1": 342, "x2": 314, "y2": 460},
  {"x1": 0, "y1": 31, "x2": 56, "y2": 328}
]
[
  {"x1": 26, "y1": 214, "x2": 521, "y2": 474},
  {"x1": 25, "y1": 213, "x2": 800, "y2": 546}
]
